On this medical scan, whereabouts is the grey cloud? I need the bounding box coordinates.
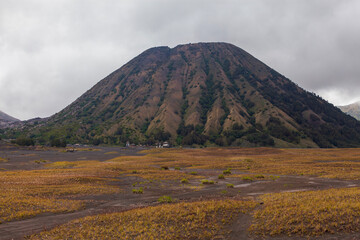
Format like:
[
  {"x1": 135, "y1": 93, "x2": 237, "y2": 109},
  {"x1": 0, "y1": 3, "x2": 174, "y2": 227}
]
[{"x1": 0, "y1": 0, "x2": 359, "y2": 120}]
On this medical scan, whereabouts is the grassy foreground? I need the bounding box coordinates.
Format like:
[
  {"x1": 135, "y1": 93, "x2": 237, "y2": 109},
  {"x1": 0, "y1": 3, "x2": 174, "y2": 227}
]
[
  {"x1": 29, "y1": 199, "x2": 257, "y2": 240},
  {"x1": 3, "y1": 147, "x2": 360, "y2": 238},
  {"x1": 0, "y1": 161, "x2": 121, "y2": 223},
  {"x1": 250, "y1": 187, "x2": 360, "y2": 236},
  {"x1": 28, "y1": 187, "x2": 360, "y2": 239}
]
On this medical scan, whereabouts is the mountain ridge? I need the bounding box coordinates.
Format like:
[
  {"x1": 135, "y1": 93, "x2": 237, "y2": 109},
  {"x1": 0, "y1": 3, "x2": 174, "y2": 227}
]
[
  {"x1": 0, "y1": 110, "x2": 19, "y2": 129},
  {"x1": 7, "y1": 42, "x2": 360, "y2": 147},
  {"x1": 338, "y1": 101, "x2": 360, "y2": 120},
  {"x1": 0, "y1": 110, "x2": 19, "y2": 122}
]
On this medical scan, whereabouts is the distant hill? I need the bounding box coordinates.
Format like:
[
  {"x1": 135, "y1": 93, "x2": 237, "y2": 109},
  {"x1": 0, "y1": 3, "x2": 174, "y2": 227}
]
[
  {"x1": 338, "y1": 101, "x2": 360, "y2": 120},
  {"x1": 11, "y1": 42, "x2": 360, "y2": 147},
  {"x1": 0, "y1": 111, "x2": 19, "y2": 122},
  {"x1": 0, "y1": 111, "x2": 19, "y2": 129}
]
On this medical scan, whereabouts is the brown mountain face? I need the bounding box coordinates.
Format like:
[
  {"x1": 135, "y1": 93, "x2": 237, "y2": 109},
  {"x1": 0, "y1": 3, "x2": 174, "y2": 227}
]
[
  {"x1": 19, "y1": 42, "x2": 360, "y2": 147},
  {"x1": 338, "y1": 102, "x2": 360, "y2": 120}
]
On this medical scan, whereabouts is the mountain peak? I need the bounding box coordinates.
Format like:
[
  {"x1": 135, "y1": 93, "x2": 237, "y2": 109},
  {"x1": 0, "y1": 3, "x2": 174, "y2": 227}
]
[{"x1": 15, "y1": 42, "x2": 360, "y2": 148}]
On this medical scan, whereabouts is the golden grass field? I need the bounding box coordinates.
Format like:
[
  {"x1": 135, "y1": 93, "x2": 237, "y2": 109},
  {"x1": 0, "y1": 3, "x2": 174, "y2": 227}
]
[
  {"x1": 2, "y1": 147, "x2": 360, "y2": 238},
  {"x1": 29, "y1": 199, "x2": 257, "y2": 240},
  {"x1": 250, "y1": 187, "x2": 360, "y2": 236},
  {"x1": 0, "y1": 161, "x2": 121, "y2": 223},
  {"x1": 137, "y1": 147, "x2": 360, "y2": 180}
]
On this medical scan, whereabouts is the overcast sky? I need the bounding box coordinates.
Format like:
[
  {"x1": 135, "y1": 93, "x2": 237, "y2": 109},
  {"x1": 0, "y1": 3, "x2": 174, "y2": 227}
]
[{"x1": 1, "y1": 0, "x2": 359, "y2": 120}]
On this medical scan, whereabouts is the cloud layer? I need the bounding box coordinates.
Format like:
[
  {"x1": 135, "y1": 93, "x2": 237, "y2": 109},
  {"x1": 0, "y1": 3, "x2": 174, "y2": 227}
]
[{"x1": 1, "y1": 0, "x2": 359, "y2": 120}]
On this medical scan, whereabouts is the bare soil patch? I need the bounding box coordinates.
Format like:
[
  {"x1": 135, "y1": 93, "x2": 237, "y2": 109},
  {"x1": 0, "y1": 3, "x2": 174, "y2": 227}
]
[{"x1": 0, "y1": 146, "x2": 144, "y2": 171}]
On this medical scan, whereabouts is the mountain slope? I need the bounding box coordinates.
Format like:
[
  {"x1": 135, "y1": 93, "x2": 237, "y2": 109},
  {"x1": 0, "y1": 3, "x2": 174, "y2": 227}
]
[
  {"x1": 17, "y1": 42, "x2": 360, "y2": 147},
  {"x1": 0, "y1": 111, "x2": 19, "y2": 130},
  {"x1": 0, "y1": 111, "x2": 19, "y2": 122},
  {"x1": 338, "y1": 102, "x2": 360, "y2": 120}
]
